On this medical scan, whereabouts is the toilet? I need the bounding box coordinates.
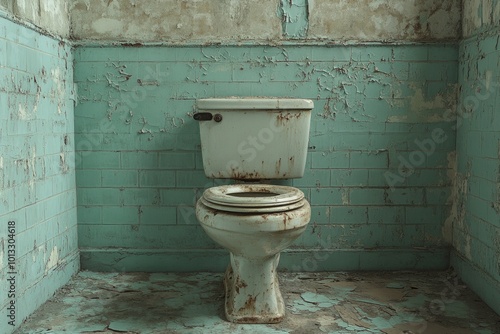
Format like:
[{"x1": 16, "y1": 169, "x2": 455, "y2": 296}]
[{"x1": 194, "y1": 97, "x2": 313, "y2": 324}]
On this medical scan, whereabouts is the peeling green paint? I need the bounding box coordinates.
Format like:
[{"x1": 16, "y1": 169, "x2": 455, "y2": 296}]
[
  {"x1": 0, "y1": 14, "x2": 78, "y2": 334},
  {"x1": 453, "y1": 2, "x2": 500, "y2": 316},
  {"x1": 278, "y1": 0, "x2": 309, "y2": 39},
  {"x1": 0, "y1": 0, "x2": 70, "y2": 37}
]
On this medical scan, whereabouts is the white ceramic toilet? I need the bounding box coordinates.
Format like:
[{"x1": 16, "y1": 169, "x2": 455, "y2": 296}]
[{"x1": 194, "y1": 97, "x2": 313, "y2": 323}]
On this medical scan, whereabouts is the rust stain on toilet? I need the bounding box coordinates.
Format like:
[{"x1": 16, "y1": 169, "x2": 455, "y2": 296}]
[
  {"x1": 276, "y1": 112, "x2": 302, "y2": 126},
  {"x1": 226, "y1": 166, "x2": 262, "y2": 180},
  {"x1": 283, "y1": 212, "x2": 291, "y2": 227},
  {"x1": 234, "y1": 275, "x2": 248, "y2": 294},
  {"x1": 275, "y1": 158, "x2": 282, "y2": 175},
  {"x1": 288, "y1": 156, "x2": 295, "y2": 175},
  {"x1": 234, "y1": 294, "x2": 284, "y2": 324},
  {"x1": 239, "y1": 295, "x2": 257, "y2": 313}
]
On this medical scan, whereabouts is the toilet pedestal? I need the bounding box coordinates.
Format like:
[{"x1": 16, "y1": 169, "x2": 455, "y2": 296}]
[{"x1": 224, "y1": 253, "x2": 284, "y2": 323}]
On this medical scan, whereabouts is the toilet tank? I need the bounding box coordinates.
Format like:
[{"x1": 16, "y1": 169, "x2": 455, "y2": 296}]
[{"x1": 195, "y1": 98, "x2": 313, "y2": 180}]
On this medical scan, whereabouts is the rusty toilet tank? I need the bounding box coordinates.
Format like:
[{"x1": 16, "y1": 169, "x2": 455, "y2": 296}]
[{"x1": 195, "y1": 97, "x2": 314, "y2": 180}]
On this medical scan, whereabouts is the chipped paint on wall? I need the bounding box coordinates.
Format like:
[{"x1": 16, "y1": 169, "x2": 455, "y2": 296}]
[
  {"x1": 463, "y1": 0, "x2": 500, "y2": 37},
  {"x1": 0, "y1": 0, "x2": 70, "y2": 37},
  {"x1": 463, "y1": 0, "x2": 484, "y2": 37},
  {"x1": 51, "y1": 67, "x2": 67, "y2": 114},
  {"x1": 442, "y1": 151, "x2": 457, "y2": 245},
  {"x1": 388, "y1": 84, "x2": 458, "y2": 123},
  {"x1": 0, "y1": 14, "x2": 78, "y2": 334},
  {"x1": 278, "y1": 0, "x2": 309, "y2": 39},
  {"x1": 453, "y1": 3, "x2": 500, "y2": 314},
  {"x1": 45, "y1": 246, "x2": 59, "y2": 274}
]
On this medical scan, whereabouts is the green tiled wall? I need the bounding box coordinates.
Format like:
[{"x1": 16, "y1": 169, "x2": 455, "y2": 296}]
[
  {"x1": 74, "y1": 44, "x2": 458, "y2": 272},
  {"x1": 0, "y1": 15, "x2": 78, "y2": 334},
  {"x1": 452, "y1": 3, "x2": 500, "y2": 315}
]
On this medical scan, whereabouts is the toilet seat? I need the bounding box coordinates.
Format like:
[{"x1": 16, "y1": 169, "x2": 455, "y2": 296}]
[{"x1": 201, "y1": 184, "x2": 305, "y2": 213}]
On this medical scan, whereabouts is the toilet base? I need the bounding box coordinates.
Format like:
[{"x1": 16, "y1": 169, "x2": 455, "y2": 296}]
[{"x1": 224, "y1": 253, "x2": 285, "y2": 324}]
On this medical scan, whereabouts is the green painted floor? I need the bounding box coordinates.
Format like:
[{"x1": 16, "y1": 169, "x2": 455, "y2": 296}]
[{"x1": 15, "y1": 271, "x2": 500, "y2": 334}]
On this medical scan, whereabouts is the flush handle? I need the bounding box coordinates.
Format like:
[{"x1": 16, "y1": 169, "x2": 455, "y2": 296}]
[
  {"x1": 193, "y1": 112, "x2": 213, "y2": 121},
  {"x1": 193, "y1": 112, "x2": 223, "y2": 122}
]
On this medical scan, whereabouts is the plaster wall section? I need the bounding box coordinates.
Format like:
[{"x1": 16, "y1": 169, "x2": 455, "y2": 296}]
[
  {"x1": 69, "y1": 0, "x2": 461, "y2": 43},
  {"x1": 69, "y1": 0, "x2": 281, "y2": 43},
  {"x1": 0, "y1": 0, "x2": 70, "y2": 38},
  {"x1": 308, "y1": 0, "x2": 461, "y2": 42}
]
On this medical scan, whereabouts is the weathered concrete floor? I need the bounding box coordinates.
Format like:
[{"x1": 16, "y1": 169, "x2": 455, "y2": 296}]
[{"x1": 15, "y1": 270, "x2": 500, "y2": 334}]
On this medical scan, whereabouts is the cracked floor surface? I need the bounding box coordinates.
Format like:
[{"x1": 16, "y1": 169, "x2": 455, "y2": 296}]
[{"x1": 15, "y1": 270, "x2": 500, "y2": 334}]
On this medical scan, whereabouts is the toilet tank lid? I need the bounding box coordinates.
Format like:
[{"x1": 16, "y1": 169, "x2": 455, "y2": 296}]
[{"x1": 196, "y1": 98, "x2": 314, "y2": 110}]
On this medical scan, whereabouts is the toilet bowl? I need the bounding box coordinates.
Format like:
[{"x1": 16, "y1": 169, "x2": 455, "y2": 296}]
[{"x1": 196, "y1": 184, "x2": 310, "y2": 323}]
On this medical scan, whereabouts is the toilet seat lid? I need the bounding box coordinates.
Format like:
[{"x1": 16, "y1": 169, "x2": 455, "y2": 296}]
[{"x1": 202, "y1": 184, "x2": 304, "y2": 208}]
